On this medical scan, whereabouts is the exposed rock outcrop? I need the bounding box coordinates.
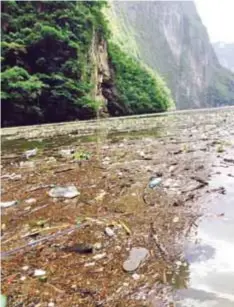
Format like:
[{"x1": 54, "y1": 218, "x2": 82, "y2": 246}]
[
  {"x1": 106, "y1": 1, "x2": 234, "y2": 109},
  {"x1": 90, "y1": 32, "x2": 111, "y2": 116},
  {"x1": 213, "y1": 42, "x2": 234, "y2": 73}
]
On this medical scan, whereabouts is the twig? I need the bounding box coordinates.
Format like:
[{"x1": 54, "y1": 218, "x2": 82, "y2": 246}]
[
  {"x1": 149, "y1": 222, "x2": 167, "y2": 261},
  {"x1": 142, "y1": 184, "x2": 150, "y2": 205},
  {"x1": 47, "y1": 283, "x2": 65, "y2": 294},
  {"x1": 2, "y1": 234, "x2": 19, "y2": 245},
  {"x1": 184, "y1": 216, "x2": 200, "y2": 237},
  {"x1": 27, "y1": 184, "x2": 55, "y2": 192},
  {"x1": 183, "y1": 183, "x2": 205, "y2": 193},
  {"x1": 29, "y1": 203, "x2": 50, "y2": 214},
  {"x1": 1, "y1": 155, "x2": 20, "y2": 159},
  {"x1": 54, "y1": 168, "x2": 74, "y2": 174},
  {"x1": 190, "y1": 176, "x2": 208, "y2": 186},
  {"x1": 1, "y1": 223, "x2": 87, "y2": 259},
  {"x1": 21, "y1": 224, "x2": 70, "y2": 238},
  {"x1": 76, "y1": 287, "x2": 96, "y2": 298}
]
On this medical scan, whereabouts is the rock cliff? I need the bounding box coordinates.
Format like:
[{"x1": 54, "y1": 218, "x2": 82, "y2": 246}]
[
  {"x1": 213, "y1": 42, "x2": 234, "y2": 73},
  {"x1": 107, "y1": 1, "x2": 234, "y2": 108}
]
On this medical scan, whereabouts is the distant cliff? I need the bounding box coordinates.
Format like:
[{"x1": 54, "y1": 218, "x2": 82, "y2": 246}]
[
  {"x1": 106, "y1": 1, "x2": 234, "y2": 108},
  {"x1": 213, "y1": 42, "x2": 234, "y2": 72}
]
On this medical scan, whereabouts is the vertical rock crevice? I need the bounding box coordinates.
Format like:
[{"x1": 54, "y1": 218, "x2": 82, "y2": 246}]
[{"x1": 89, "y1": 31, "x2": 111, "y2": 117}]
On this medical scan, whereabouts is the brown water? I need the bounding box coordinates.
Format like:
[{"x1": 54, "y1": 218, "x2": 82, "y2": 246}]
[{"x1": 1, "y1": 108, "x2": 234, "y2": 306}]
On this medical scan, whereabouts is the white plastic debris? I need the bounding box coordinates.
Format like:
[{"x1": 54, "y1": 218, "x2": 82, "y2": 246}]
[
  {"x1": 84, "y1": 262, "x2": 95, "y2": 267},
  {"x1": 34, "y1": 269, "x2": 46, "y2": 277},
  {"x1": 22, "y1": 266, "x2": 29, "y2": 271},
  {"x1": 95, "y1": 190, "x2": 106, "y2": 202},
  {"x1": 93, "y1": 242, "x2": 102, "y2": 250},
  {"x1": 1, "y1": 173, "x2": 21, "y2": 181},
  {"x1": 173, "y1": 216, "x2": 179, "y2": 223},
  {"x1": 175, "y1": 260, "x2": 182, "y2": 266},
  {"x1": 20, "y1": 276, "x2": 26, "y2": 281},
  {"x1": 138, "y1": 151, "x2": 145, "y2": 157},
  {"x1": 59, "y1": 149, "x2": 74, "y2": 157},
  {"x1": 105, "y1": 227, "x2": 115, "y2": 237},
  {"x1": 24, "y1": 148, "x2": 38, "y2": 159},
  {"x1": 132, "y1": 273, "x2": 140, "y2": 280},
  {"x1": 0, "y1": 201, "x2": 18, "y2": 208},
  {"x1": 20, "y1": 161, "x2": 35, "y2": 168},
  {"x1": 148, "y1": 177, "x2": 162, "y2": 189},
  {"x1": 93, "y1": 253, "x2": 106, "y2": 261},
  {"x1": 123, "y1": 247, "x2": 149, "y2": 272},
  {"x1": 25, "y1": 198, "x2": 36, "y2": 205},
  {"x1": 46, "y1": 157, "x2": 57, "y2": 164},
  {"x1": 12, "y1": 174, "x2": 22, "y2": 180},
  {"x1": 48, "y1": 185, "x2": 80, "y2": 198}
]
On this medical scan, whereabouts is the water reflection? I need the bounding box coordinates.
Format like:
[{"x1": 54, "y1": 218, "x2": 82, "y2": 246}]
[
  {"x1": 184, "y1": 242, "x2": 216, "y2": 263},
  {"x1": 176, "y1": 162, "x2": 234, "y2": 306}
]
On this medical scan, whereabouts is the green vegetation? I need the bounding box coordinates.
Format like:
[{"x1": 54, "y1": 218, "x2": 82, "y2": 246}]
[
  {"x1": 1, "y1": 0, "x2": 173, "y2": 127},
  {"x1": 108, "y1": 43, "x2": 173, "y2": 115},
  {"x1": 106, "y1": 1, "x2": 234, "y2": 109},
  {"x1": 1, "y1": 1, "x2": 109, "y2": 126},
  {"x1": 208, "y1": 68, "x2": 234, "y2": 106}
]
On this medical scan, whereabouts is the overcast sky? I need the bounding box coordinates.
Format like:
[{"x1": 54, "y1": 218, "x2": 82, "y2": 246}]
[{"x1": 195, "y1": 0, "x2": 234, "y2": 43}]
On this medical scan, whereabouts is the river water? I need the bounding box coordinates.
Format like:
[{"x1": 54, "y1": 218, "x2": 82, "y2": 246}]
[
  {"x1": 1, "y1": 108, "x2": 234, "y2": 306},
  {"x1": 176, "y1": 159, "x2": 234, "y2": 307}
]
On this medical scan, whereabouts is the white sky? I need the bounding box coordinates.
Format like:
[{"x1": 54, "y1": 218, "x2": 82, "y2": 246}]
[{"x1": 195, "y1": 0, "x2": 234, "y2": 43}]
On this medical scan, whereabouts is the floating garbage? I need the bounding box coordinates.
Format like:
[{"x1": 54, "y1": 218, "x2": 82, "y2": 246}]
[
  {"x1": 48, "y1": 185, "x2": 80, "y2": 198},
  {"x1": 148, "y1": 177, "x2": 162, "y2": 189},
  {"x1": 216, "y1": 144, "x2": 225, "y2": 153},
  {"x1": 173, "y1": 216, "x2": 179, "y2": 223},
  {"x1": 25, "y1": 198, "x2": 36, "y2": 205},
  {"x1": 84, "y1": 262, "x2": 95, "y2": 267},
  {"x1": 123, "y1": 247, "x2": 149, "y2": 272},
  {"x1": 93, "y1": 242, "x2": 102, "y2": 250},
  {"x1": 24, "y1": 148, "x2": 38, "y2": 159},
  {"x1": 20, "y1": 276, "x2": 26, "y2": 281},
  {"x1": 73, "y1": 151, "x2": 91, "y2": 161},
  {"x1": 62, "y1": 243, "x2": 93, "y2": 254},
  {"x1": 19, "y1": 161, "x2": 35, "y2": 168},
  {"x1": 224, "y1": 157, "x2": 234, "y2": 164},
  {"x1": 132, "y1": 273, "x2": 140, "y2": 280},
  {"x1": 59, "y1": 149, "x2": 74, "y2": 158},
  {"x1": 118, "y1": 220, "x2": 131, "y2": 235},
  {"x1": 0, "y1": 201, "x2": 18, "y2": 208},
  {"x1": 1, "y1": 173, "x2": 21, "y2": 181},
  {"x1": 0, "y1": 294, "x2": 7, "y2": 307},
  {"x1": 34, "y1": 269, "x2": 46, "y2": 277},
  {"x1": 105, "y1": 227, "x2": 115, "y2": 237},
  {"x1": 93, "y1": 253, "x2": 106, "y2": 260}
]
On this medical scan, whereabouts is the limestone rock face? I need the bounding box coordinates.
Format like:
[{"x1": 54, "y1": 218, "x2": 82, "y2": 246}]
[
  {"x1": 107, "y1": 1, "x2": 234, "y2": 109},
  {"x1": 213, "y1": 42, "x2": 234, "y2": 73}
]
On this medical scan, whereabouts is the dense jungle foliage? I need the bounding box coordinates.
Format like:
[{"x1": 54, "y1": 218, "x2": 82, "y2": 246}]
[
  {"x1": 108, "y1": 43, "x2": 173, "y2": 114},
  {"x1": 1, "y1": 1, "x2": 173, "y2": 127}
]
